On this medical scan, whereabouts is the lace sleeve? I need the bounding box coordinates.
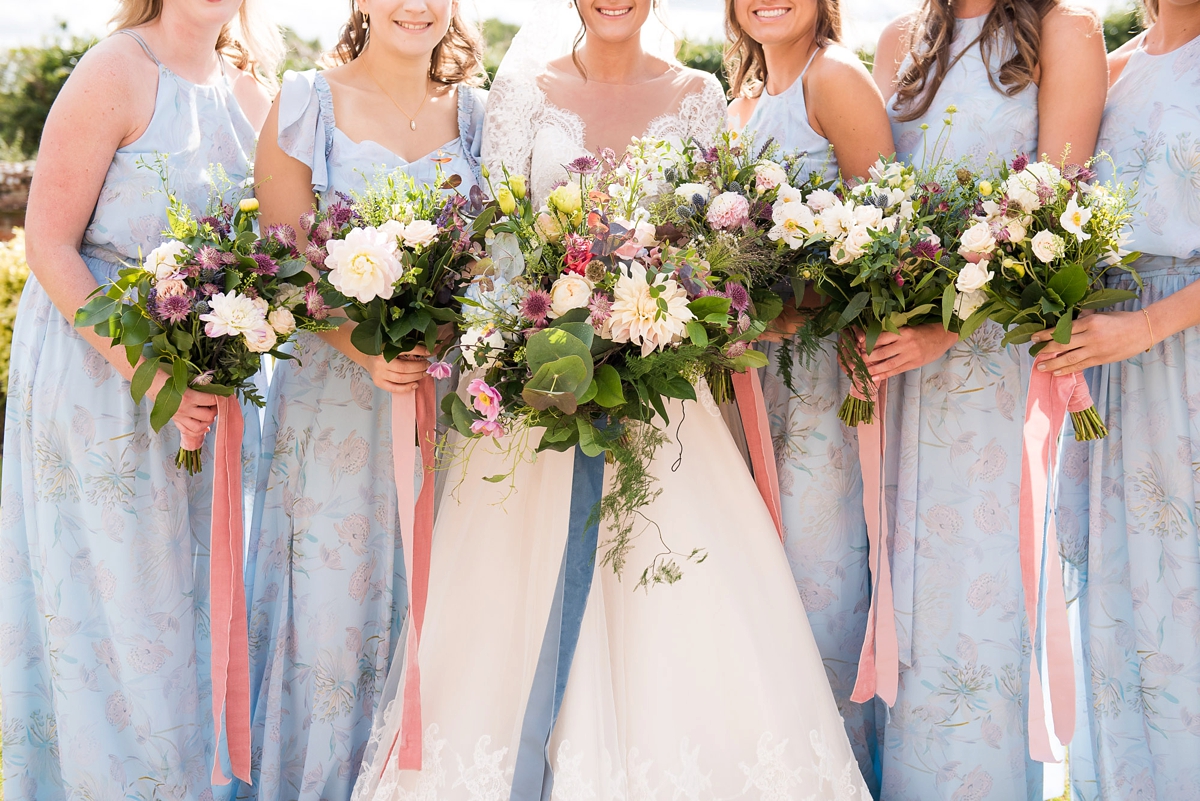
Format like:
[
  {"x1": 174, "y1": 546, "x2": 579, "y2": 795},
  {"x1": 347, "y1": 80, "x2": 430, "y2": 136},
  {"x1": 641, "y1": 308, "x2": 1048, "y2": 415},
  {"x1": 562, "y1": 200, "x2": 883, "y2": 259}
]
[
  {"x1": 481, "y1": 72, "x2": 543, "y2": 181},
  {"x1": 680, "y1": 74, "x2": 729, "y2": 148}
]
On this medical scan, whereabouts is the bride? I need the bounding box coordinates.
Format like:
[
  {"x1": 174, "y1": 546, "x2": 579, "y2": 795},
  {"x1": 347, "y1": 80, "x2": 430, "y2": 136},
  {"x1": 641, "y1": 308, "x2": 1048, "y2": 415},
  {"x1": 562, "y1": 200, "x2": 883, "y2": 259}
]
[{"x1": 353, "y1": 1, "x2": 870, "y2": 797}]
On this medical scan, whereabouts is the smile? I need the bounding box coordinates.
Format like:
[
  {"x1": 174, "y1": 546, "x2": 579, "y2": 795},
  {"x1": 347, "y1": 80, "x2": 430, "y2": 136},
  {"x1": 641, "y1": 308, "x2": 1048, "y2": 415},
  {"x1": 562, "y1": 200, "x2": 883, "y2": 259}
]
[
  {"x1": 395, "y1": 20, "x2": 433, "y2": 30},
  {"x1": 754, "y1": 7, "x2": 791, "y2": 17},
  {"x1": 597, "y1": 7, "x2": 633, "y2": 17}
]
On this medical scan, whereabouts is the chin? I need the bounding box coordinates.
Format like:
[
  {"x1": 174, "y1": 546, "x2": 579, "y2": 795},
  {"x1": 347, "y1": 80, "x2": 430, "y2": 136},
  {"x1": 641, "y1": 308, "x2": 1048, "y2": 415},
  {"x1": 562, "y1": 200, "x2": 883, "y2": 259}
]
[
  {"x1": 582, "y1": 2, "x2": 653, "y2": 44},
  {"x1": 175, "y1": 0, "x2": 243, "y2": 26}
]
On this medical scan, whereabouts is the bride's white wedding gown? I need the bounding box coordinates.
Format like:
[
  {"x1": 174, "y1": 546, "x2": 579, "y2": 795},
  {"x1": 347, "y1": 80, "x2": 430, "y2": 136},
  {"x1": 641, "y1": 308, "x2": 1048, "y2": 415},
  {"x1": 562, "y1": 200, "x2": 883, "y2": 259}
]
[{"x1": 352, "y1": 63, "x2": 871, "y2": 801}]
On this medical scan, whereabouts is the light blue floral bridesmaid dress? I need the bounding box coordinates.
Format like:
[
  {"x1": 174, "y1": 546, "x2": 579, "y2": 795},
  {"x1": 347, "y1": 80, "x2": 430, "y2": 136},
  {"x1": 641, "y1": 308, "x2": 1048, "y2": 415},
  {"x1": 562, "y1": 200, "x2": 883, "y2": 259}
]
[
  {"x1": 883, "y1": 14, "x2": 1044, "y2": 801},
  {"x1": 240, "y1": 69, "x2": 484, "y2": 801},
  {"x1": 1058, "y1": 31, "x2": 1200, "y2": 801},
  {"x1": 740, "y1": 48, "x2": 878, "y2": 794},
  {"x1": 0, "y1": 31, "x2": 257, "y2": 801}
]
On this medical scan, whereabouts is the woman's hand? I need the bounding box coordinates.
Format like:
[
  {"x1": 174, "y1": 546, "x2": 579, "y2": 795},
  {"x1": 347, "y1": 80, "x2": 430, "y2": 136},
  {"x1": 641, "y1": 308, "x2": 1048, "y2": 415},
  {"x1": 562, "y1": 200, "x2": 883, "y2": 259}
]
[
  {"x1": 758, "y1": 306, "x2": 810, "y2": 343},
  {"x1": 146, "y1": 370, "x2": 218, "y2": 442},
  {"x1": 858, "y1": 323, "x2": 959, "y2": 381},
  {"x1": 1031, "y1": 311, "x2": 1151, "y2": 375},
  {"x1": 365, "y1": 346, "x2": 431, "y2": 393}
]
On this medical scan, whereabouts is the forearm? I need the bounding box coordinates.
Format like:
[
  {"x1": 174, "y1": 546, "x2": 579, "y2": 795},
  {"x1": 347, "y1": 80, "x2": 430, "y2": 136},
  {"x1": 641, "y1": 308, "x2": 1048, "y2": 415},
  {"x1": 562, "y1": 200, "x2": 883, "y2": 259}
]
[
  {"x1": 1144, "y1": 279, "x2": 1200, "y2": 343},
  {"x1": 314, "y1": 317, "x2": 373, "y2": 370}
]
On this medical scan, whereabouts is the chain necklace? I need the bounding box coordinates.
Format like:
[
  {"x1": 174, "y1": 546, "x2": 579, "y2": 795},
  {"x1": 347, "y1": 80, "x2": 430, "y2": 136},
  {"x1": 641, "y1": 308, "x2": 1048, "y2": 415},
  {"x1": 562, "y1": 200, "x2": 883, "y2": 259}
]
[{"x1": 363, "y1": 62, "x2": 429, "y2": 131}]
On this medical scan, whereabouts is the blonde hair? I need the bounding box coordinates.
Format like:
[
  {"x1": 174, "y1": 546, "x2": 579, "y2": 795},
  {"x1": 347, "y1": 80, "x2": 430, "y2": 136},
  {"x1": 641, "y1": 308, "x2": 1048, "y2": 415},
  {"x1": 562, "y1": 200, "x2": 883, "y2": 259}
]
[
  {"x1": 892, "y1": 0, "x2": 1053, "y2": 122},
  {"x1": 111, "y1": 0, "x2": 284, "y2": 90},
  {"x1": 724, "y1": 0, "x2": 842, "y2": 99},
  {"x1": 331, "y1": 2, "x2": 486, "y2": 86}
]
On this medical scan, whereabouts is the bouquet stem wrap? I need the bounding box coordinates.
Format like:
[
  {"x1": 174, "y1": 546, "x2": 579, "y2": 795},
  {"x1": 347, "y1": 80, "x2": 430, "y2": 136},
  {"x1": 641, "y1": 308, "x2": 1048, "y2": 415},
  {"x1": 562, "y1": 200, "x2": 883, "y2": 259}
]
[
  {"x1": 731, "y1": 367, "x2": 783, "y2": 541},
  {"x1": 1018, "y1": 358, "x2": 1092, "y2": 762},
  {"x1": 850, "y1": 379, "x2": 899, "y2": 707},
  {"x1": 383, "y1": 378, "x2": 438, "y2": 771},
  {"x1": 208, "y1": 397, "x2": 252, "y2": 784}
]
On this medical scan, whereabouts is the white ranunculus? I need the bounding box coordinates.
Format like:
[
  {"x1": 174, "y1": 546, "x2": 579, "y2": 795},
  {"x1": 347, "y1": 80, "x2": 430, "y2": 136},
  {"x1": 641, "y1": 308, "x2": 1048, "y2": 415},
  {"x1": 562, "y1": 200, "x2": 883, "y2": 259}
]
[
  {"x1": 325, "y1": 226, "x2": 404, "y2": 303},
  {"x1": 268, "y1": 308, "x2": 297, "y2": 335},
  {"x1": 146, "y1": 240, "x2": 191, "y2": 280},
  {"x1": 1031, "y1": 230, "x2": 1066, "y2": 263},
  {"x1": 754, "y1": 161, "x2": 788, "y2": 192},
  {"x1": 1004, "y1": 174, "x2": 1043, "y2": 213},
  {"x1": 954, "y1": 289, "x2": 987, "y2": 320},
  {"x1": 401, "y1": 219, "x2": 440, "y2": 248},
  {"x1": 244, "y1": 325, "x2": 277, "y2": 353},
  {"x1": 607, "y1": 268, "x2": 694, "y2": 356},
  {"x1": 201, "y1": 291, "x2": 268, "y2": 339},
  {"x1": 955, "y1": 258, "x2": 995, "y2": 293},
  {"x1": 805, "y1": 188, "x2": 838, "y2": 212},
  {"x1": 674, "y1": 183, "x2": 711, "y2": 203},
  {"x1": 981, "y1": 200, "x2": 1002, "y2": 220},
  {"x1": 548, "y1": 274, "x2": 594, "y2": 319},
  {"x1": 1060, "y1": 194, "x2": 1093, "y2": 241},
  {"x1": 959, "y1": 220, "x2": 998, "y2": 256}
]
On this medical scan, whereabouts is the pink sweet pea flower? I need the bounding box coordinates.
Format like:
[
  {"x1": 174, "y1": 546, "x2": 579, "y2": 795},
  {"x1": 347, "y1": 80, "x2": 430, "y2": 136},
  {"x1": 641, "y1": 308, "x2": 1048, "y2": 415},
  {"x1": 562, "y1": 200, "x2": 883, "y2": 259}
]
[
  {"x1": 470, "y1": 418, "x2": 506, "y2": 438},
  {"x1": 467, "y1": 378, "x2": 503, "y2": 421}
]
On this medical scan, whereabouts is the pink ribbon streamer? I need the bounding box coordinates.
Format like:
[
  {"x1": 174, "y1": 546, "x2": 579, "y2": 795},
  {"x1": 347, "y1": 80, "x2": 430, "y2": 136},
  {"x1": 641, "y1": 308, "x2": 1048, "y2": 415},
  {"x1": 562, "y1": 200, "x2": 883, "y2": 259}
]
[
  {"x1": 1019, "y1": 358, "x2": 1089, "y2": 762},
  {"x1": 732, "y1": 367, "x2": 784, "y2": 541},
  {"x1": 382, "y1": 378, "x2": 437, "y2": 772},
  {"x1": 207, "y1": 397, "x2": 252, "y2": 784},
  {"x1": 850, "y1": 379, "x2": 899, "y2": 706}
]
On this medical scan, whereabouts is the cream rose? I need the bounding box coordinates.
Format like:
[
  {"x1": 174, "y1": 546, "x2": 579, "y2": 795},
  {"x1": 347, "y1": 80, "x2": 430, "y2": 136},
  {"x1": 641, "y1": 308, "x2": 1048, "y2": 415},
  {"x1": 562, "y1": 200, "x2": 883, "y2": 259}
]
[
  {"x1": 146, "y1": 240, "x2": 191, "y2": 280},
  {"x1": 754, "y1": 161, "x2": 788, "y2": 192},
  {"x1": 1031, "y1": 230, "x2": 1066, "y2": 263},
  {"x1": 268, "y1": 308, "x2": 297, "y2": 335},
  {"x1": 955, "y1": 258, "x2": 995, "y2": 293},
  {"x1": 954, "y1": 289, "x2": 987, "y2": 320},
  {"x1": 547, "y1": 274, "x2": 594, "y2": 319},
  {"x1": 958, "y1": 220, "x2": 998, "y2": 256}
]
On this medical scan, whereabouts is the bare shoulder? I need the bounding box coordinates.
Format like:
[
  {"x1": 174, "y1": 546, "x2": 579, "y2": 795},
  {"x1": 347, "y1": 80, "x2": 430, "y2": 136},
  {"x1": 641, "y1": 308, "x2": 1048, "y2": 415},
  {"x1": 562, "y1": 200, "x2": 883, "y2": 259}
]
[
  {"x1": 1041, "y1": 3, "x2": 1104, "y2": 45},
  {"x1": 877, "y1": 13, "x2": 918, "y2": 62},
  {"x1": 1107, "y1": 31, "x2": 1145, "y2": 83},
  {"x1": 63, "y1": 34, "x2": 158, "y2": 103},
  {"x1": 810, "y1": 42, "x2": 874, "y2": 81}
]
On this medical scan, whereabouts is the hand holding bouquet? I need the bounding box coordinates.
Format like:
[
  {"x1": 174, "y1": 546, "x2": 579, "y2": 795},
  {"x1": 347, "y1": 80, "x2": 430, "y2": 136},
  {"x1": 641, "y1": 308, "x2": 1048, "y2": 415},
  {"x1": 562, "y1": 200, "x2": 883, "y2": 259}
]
[{"x1": 76, "y1": 186, "x2": 333, "y2": 472}]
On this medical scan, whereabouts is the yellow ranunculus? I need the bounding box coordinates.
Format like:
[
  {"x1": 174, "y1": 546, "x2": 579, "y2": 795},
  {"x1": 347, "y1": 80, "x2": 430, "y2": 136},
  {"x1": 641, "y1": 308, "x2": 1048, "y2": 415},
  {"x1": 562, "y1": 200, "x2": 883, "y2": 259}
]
[
  {"x1": 978, "y1": 180, "x2": 993, "y2": 196},
  {"x1": 239, "y1": 197, "x2": 259, "y2": 213},
  {"x1": 496, "y1": 187, "x2": 516, "y2": 216},
  {"x1": 547, "y1": 184, "x2": 582, "y2": 216}
]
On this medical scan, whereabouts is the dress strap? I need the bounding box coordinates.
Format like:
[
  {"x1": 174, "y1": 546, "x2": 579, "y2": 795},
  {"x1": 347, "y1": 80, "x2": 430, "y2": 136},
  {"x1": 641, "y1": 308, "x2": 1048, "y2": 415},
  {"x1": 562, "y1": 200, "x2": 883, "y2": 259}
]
[
  {"x1": 115, "y1": 29, "x2": 162, "y2": 67},
  {"x1": 313, "y1": 73, "x2": 337, "y2": 160},
  {"x1": 799, "y1": 46, "x2": 821, "y2": 79}
]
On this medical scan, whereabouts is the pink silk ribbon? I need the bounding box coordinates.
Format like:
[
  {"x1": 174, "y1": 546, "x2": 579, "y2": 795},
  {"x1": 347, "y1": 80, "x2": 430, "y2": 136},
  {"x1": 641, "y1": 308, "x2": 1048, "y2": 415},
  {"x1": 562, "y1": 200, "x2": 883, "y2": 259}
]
[
  {"x1": 382, "y1": 378, "x2": 438, "y2": 772},
  {"x1": 1019, "y1": 359, "x2": 1089, "y2": 762},
  {"x1": 208, "y1": 396, "x2": 252, "y2": 784},
  {"x1": 732, "y1": 367, "x2": 784, "y2": 541},
  {"x1": 850, "y1": 379, "x2": 899, "y2": 706}
]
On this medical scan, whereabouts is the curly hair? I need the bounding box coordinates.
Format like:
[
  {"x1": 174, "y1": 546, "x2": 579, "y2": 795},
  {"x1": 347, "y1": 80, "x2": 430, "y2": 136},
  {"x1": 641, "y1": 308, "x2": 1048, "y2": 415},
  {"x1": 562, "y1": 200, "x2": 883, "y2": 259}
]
[
  {"x1": 723, "y1": 0, "x2": 842, "y2": 99},
  {"x1": 332, "y1": 2, "x2": 486, "y2": 87}
]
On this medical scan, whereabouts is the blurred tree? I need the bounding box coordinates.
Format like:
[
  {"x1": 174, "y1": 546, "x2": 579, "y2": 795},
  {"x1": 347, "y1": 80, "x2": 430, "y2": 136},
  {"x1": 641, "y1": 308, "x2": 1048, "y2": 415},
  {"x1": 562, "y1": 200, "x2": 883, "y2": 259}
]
[
  {"x1": 677, "y1": 39, "x2": 728, "y2": 92},
  {"x1": 280, "y1": 26, "x2": 325, "y2": 74},
  {"x1": 482, "y1": 18, "x2": 520, "y2": 85},
  {"x1": 1104, "y1": 5, "x2": 1145, "y2": 51},
  {"x1": 0, "y1": 23, "x2": 94, "y2": 159}
]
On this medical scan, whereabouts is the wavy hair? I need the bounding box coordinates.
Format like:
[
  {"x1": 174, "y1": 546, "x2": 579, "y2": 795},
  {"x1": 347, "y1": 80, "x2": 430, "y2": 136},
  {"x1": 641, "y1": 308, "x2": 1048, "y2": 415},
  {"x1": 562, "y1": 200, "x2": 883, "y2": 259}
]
[
  {"x1": 331, "y1": 2, "x2": 486, "y2": 86},
  {"x1": 110, "y1": 0, "x2": 284, "y2": 90},
  {"x1": 892, "y1": 0, "x2": 1054, "y2": 122},
  {"x1": 723, "y1": 0, "x2": 842, "y2": 99}
]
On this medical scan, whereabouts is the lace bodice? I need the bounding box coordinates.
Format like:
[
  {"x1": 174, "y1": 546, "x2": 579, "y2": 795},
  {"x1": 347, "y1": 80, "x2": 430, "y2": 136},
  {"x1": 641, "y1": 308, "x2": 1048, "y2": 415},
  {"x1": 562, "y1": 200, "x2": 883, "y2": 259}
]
[{"x1": 482, "y1": 66, "x2": 727, "y2": 205}]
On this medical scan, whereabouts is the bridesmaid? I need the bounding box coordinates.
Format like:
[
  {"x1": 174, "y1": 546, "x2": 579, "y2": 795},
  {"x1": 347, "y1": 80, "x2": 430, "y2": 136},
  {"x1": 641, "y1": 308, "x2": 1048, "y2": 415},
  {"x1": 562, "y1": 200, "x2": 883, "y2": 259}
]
[
  {"x1": 1033, "y1": 0, "x2": 1200, "y2": 795},
  {"x1": 243, "y1": 1, "x2": 485, "y2": 798},
  {"x1": 725, "y1": 0, "x2": 894, "y2": 789},
  {"x1": 871, "y1": 0, "x2": 1106, "y2": 796},
  {"x1": 0, "y1": 1, "x2": 275, "y2": 799}
]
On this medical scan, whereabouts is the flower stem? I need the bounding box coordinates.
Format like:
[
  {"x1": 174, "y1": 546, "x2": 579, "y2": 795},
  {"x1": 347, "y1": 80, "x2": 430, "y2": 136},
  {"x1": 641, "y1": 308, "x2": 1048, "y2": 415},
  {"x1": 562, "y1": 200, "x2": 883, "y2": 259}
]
[
  {"x1": 176, "y1": 448, "x2": 203, "y2": 475},
  {"x1": 1070, "y1": 407, "x2": 1109, "y2": 441},
  {"x1": 838, "y1": 394, "x2": 875, "y2": 427}
]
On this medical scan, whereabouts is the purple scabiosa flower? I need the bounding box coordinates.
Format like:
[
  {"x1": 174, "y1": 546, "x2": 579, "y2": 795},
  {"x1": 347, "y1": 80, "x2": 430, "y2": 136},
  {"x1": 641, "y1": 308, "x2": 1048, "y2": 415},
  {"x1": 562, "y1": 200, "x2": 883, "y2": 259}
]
[
  {"x1": 702, "y1": 146, "x2": 719, "y2": 163},
  {"x1": 736, "y1": 313, "x2": 751, "y2": 333},
  {"x1": 921, "y1": 181, "x2": 945, "y2": 194},
  {"x1": 726, "y1": 340, "x2": 748, "y2": 358},
  {"x1": 327, "y1": 201, "x2": 354, "y2": 228},
  {"x1": 723, "y1": 282, "x2": 750, "y2": 313},
  {"x1": 519, "y1": 289, "x2": 553, "y2": 324},
  {"x1": 197, "y1": 245, "x2": 224, "y2": 271},
  {"x1": 305, "y1": 283, "x2": 330, "y2": 320},
  {"x1": 251, "y1": 253, "x2": 279, "y2": 276},
  {"x1": 312, "y1": 218, "x2": 334, "y2": 246},
  {"x1": 994, "y1": 224, "x2": 1011, "y2": 243},
  {"x1": 910, "y1": 239, "x2": 941, "y2": 261},
  {"x1": 1063, "y1": 163, "x2": 1097, "y2": 184},
  {"x1": 264, "y1": 224, "x2": 296, "y2": 250},
  {"x1": 587, "y1": 292, "x2": 613, "y2": 326},
  {"x1": 1036, "y1": 182, "x2": 1056, "y2": 204},
  {"x1": 298, "y1": 211, "x2": 317, "y2": 235},
  {"x1": 305, "y1": 242, "x2": 327, "y2": 268},
  {"x1": 566, "y1": 155, "x2": 601, "y2": 175},
  {"x1": 156, "y1": 293, "x2": 192, "y2": 324},
  {"x1": 1011, "y1": 153, "x2": 1030, "y2": 172},
  {"x1": 427, "y1": 361, "x2": 453, "y2": 380},
  {"x1": 201, "y1": 283, "x2": 222, "y2": 297}
]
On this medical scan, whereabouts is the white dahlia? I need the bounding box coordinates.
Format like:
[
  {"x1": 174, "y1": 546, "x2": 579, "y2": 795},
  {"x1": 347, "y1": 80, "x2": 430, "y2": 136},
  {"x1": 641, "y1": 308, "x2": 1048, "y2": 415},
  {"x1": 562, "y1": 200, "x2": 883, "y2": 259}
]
[
  {"x1": 606, "y1": 268, "x2": 695, "y2": 357},
  {"x1": 325, "y1": 226, "x2": 404, "y2": 303}
]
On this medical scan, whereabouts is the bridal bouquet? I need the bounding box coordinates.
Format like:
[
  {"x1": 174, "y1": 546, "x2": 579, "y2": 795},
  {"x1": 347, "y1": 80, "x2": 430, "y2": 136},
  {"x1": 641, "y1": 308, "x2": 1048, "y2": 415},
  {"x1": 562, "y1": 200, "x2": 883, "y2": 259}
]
[
  {"x1": 301, "y1": 169, "x2": 483, "y2": 359},
  {"x1": 772, "y1": 157, "x2": 975, "y2": 425},
  {"x1": 75, "y1": 188, "x2": 332, "y2": 472},
  {"x1": 445, "y1": 155, "x2": 773, "y2": 584},
  {"x1": 948, "y1": 154, "x2": 1139, "y2": 439}
]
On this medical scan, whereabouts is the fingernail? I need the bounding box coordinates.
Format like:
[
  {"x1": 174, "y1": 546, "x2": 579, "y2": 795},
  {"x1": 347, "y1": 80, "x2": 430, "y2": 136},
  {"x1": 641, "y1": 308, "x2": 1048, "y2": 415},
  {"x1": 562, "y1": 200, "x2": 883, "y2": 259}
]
[
  {"x1": 1037, "y1": 364, "x2": 1046, "y2": 371},
  {"x1": 1054, "y1": 370, "x2": 1063, "y2": 376}
]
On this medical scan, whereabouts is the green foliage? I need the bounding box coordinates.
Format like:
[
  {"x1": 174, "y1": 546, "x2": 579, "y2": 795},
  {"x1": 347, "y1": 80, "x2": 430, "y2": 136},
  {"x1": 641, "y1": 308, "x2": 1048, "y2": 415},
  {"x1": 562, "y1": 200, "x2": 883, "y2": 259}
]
[
  {"x1": 0, "y1": 229, "x2": 30, "y2": 421},
  {"x1": 1103, "y1": 5, "x2": 1145, "y2": 52},
  {"x1": 482, "y1": 18, "x2": 520, "y2": 85},
  {"x1": 677, "y1": 39, "x2": 728, "y2": 92},
  {"x1": 0, "y1": 23, "x2": 95, "y2": 158},
  {"x1": 280, "y1": 26, "x2": 324, "y2": 74}
]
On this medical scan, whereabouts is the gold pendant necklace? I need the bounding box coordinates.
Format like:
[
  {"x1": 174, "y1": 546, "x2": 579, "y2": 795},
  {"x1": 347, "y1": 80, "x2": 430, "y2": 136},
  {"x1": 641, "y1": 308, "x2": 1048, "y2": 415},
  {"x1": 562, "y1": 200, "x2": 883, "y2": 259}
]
[{"x1": 364, "y1": 62, "x2": 429, "y2": 131}]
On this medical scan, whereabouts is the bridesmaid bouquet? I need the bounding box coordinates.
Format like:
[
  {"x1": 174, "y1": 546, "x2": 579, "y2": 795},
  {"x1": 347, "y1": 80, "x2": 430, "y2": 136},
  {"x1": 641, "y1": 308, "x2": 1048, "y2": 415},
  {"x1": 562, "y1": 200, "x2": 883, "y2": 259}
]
[
  {"x1": 446, "y1": 154, "x2": 775, "y2": 583},
  {"x1": 75, "y1": 190, "x2": 333, "y2": 472},
  {"x1": 947, "y1": 154, "x2": 1139, "y2": 439},
  {"x1": 300, "y1": 169, "x2": 483, "y2": 359},
  {"x1": 773, "y1": 157, "x2": 974, "y2": 425}
]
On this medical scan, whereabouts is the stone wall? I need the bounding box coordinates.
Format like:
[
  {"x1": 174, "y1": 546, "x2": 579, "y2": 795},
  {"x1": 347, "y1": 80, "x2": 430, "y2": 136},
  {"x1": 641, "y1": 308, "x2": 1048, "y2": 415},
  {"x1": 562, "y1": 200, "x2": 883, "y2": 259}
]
[{"x1": 0, "y1": 160, "x2": 34, "y2": 240}]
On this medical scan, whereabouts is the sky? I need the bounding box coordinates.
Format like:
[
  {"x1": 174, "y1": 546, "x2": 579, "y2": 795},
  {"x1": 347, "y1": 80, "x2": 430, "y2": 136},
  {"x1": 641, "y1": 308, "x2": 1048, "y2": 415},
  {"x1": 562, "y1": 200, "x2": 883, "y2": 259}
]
[{"x1": 1, "y1": 0, "x2": 1122, "y2": 51}]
